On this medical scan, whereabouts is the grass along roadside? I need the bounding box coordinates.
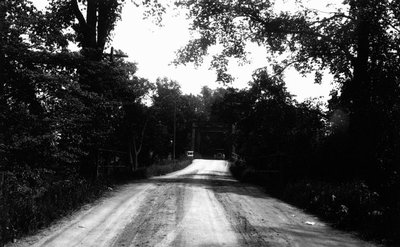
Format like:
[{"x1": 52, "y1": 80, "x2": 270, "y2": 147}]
[
  {"x1": 131, "y1": 158, "x2": 192, "y2": 178},
  {"x1": 228, "y1": 160, "x2": 399, "y2": 246},
  {"x1": 1, "y1": 158, "x2": 193, "y2": 246}
]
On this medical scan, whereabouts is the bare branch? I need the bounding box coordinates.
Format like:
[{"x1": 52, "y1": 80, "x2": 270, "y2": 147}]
[{"x1": 308, "y1": 13, "x2": 355, "y2": 25}]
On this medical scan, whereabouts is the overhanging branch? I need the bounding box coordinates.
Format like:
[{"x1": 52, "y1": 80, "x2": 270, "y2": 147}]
[{"x1": 71, "y1": 0, "x2": 87, "y2": 29}]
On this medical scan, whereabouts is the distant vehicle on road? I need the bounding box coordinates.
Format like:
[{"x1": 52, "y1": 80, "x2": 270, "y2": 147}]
[{"x1": 186, "y1": 151, "x2": 194, "y2": 157}]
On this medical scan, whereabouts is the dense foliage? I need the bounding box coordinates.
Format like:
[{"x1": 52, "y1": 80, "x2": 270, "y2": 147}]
[
  {"x1": 0, "y1": 1, "x2": 197, "y2": 244},
  {"x1": 175, "y1": 0, "x2": 400, "y2": 184}
]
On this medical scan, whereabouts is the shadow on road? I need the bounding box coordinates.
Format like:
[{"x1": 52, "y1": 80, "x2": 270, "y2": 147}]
[{"x1": 149, "y1": 173, "x2": 273, "y2": 200}]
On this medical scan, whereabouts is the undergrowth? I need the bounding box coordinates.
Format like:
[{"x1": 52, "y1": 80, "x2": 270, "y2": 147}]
[
  {"x1": 0, "y1": 166, "x2": 108, "y2": 246},
  {"x1": 131, "y1": 158, "x2": 192, "y2": 178},
  {"x1": 229, "y1": 160, "x2": 400, "y2": 246},
  {"x1": 0, "y1": 158, "x2": 192, "y2": 246}
]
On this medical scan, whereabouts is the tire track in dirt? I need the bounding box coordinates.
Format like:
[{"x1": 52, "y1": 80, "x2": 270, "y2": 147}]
[
  {"x1": 112, "y1": 183, "x2": 186, "y2": 247},
  {"x1": 213, "y1": 180, "x2": 378, "y2": 247},
  {"x1": 165, "y1": 182, "x2": 239, "y2": 247},
  {"x1": 75, "y1": 185, "x2": 156, "y2": 246},
  {"x1": 8, "y1": 183, "x2": 153, "y2": 247},
  {"x1": 214, "y1": 185, "x2": 291, "y2": 247}
]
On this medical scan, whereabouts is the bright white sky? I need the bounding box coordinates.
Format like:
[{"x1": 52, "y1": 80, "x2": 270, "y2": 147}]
[{"x1": 33, "y1": 0, "x2": 344, "y2": 102}]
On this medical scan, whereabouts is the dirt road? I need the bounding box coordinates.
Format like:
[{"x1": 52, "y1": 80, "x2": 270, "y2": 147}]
[{"x1": 9, "y1": 159, "x2": 378, "y2": 247}]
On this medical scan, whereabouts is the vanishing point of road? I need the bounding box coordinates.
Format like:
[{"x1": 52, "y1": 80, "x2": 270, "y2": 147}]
[{"x1": 8, "y1": 159, "x2": 378, "y2": 247}]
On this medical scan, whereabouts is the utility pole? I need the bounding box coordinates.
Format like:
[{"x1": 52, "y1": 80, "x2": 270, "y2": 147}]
[
  {"x1": 104, "y1": 47, "x2": 128, "y2": 62},
  {"x1": 173, "y1": 100, "x2": 176, "y2": 162},
  {"x1": 0, "y1": 1, "x2": 6, "y2": 89}
]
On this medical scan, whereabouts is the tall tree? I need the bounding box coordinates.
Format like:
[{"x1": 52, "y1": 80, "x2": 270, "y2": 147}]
[
  {"x1": 175, "y1": 0, "x2": 399, "y2": 105},
  {"x1": 48, "y1": 0, "x2": 123, "y2": 60},
  {"x1": 0, "y1": 0, "x2": 152, "y2": 171},
  {"x1": 49, "y1": 0, "x2": 168, "y2": 60}
]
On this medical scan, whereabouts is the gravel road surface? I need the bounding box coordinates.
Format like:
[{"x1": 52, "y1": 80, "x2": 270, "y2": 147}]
[{"x1": 8, "y1": 159, "x2": 378, "y2": 247}]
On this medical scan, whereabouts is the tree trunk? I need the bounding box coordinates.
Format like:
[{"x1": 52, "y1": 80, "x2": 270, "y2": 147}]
[
  {"x1": 347, "y1": 1, "x2": 375, "y2": 178},
  {"x1": 351, "y1": 13, "x2": 370, "y2": 114},
  {"x1": 0, "y1": 1, "x2": 6, "y2": 94},
  {"x1": 128, "y1": 143, "x2": 134, "y2": 172},
  {"x1": 131, "y1": 118, "x2": 148, "y2": 172},
  {"x1": 132, "y1": 138, "x2": 140, "y2": 171},
  {"x1": 134, "y1": 150, "x2": 139, "y2": 171},
  {"x1": 86, "y1": 0, "x2": 98, "y2": 48},
  {"x1": 71, "y1": 0, "x2": 106, "y2": 61}
]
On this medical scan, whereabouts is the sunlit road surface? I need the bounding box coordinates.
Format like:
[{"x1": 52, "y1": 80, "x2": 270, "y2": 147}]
[{"x1": 9, "y1": 159, "x2": 378, "y2": 247}]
